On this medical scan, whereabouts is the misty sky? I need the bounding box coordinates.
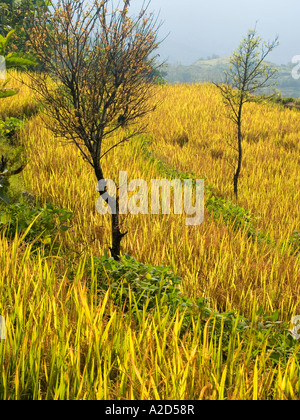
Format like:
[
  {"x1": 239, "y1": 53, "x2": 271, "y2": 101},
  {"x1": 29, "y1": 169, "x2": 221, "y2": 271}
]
[{"x1": 130, "y1": 0, "x2": 300, "y2": 65}]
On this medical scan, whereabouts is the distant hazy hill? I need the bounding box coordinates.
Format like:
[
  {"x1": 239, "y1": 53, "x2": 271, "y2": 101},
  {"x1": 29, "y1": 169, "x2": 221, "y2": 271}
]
[{"x1": 165, "y1": 57, "x2": 300, "y2": 98}]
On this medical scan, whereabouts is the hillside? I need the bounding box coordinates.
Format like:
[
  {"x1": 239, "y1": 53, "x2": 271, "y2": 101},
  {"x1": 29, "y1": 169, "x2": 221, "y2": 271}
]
[
  {"x1": 165, "y1": 57, "x2": 300, "y2": 98},
  {"x1": 0, "y1": 74, "x2": 299, "y2": 399}
]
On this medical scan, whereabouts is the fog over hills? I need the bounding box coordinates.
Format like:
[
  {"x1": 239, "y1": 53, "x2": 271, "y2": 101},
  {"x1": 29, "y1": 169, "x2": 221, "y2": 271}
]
[
  {"x1": 129, "y1": 0, "x2": 300, "y2": 97},
  {"x1": 164, "y1": 57, "x2": 300, "y2": 98}
]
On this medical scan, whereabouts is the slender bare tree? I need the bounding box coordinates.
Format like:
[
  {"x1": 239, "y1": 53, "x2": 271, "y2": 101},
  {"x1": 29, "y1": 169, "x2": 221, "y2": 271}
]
[
  {"x1": 25, "y1": 0, "x2": 161, "y2": 259},
  {"x1": 215, "y1": 28, "x2": 279, "y2": 199}
]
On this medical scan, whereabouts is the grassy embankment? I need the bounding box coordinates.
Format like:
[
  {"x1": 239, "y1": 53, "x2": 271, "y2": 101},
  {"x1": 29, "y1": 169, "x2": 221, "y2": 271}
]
[{"x1": 0, "y1": 72, "x2": 299, "y2": 399}]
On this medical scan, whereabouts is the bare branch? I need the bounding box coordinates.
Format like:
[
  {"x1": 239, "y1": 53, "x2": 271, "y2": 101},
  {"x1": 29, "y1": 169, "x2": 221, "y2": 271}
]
[
  {"x1": 0, "y1": 165, "x2": 26, "y2": 178},
  {"x1": 24, "y1": 0, "x2": 162, "y2": 260}
]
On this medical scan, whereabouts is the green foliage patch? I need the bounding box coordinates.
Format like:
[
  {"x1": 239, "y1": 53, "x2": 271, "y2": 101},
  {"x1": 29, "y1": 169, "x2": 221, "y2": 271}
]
[
  {"x1": 0, "y1": 202, "x2": 73, "y2": 252},
  {"x1": 0, "y1": 117, "x2": 24, "y2": 143},
  {"x1": 89, "y1": 253, "x2": 299, "y2": 365}
]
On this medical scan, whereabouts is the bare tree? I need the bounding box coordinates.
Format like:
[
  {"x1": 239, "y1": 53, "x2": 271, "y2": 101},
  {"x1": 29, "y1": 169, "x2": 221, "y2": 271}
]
[
  {"x1": 215, "y1": 28, "x2": 279, "y2": 199},
  {"x1": 25, "y1": 0, "x2": 161, "y2": 260}
]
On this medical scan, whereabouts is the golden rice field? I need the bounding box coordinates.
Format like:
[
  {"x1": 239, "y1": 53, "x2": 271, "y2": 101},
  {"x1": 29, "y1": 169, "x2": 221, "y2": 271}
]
[{"x1": 0, "y1": 72, "x2": 299, "y2": 399}]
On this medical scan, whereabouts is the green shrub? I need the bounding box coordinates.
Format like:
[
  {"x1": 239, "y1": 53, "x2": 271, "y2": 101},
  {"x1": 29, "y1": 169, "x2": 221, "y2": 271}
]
[
  {"x1": 0, "y1": 117, "x2": 24, "y2": 144},
  {"x1": 0, "y1": 117, "x2": 25, "y2": 204},
  {"x1": 92, "y1": 254, "x2": 193, "y2": 316},
  {"x1": 89, "y1": 254, "x2": 298, "y2": 363},
  {"x1": 0, "y1": 202, "x2": 73, "y2": 252},
  {"x1": 0, "y1": 176, "x2": 10, "y2": 204}
]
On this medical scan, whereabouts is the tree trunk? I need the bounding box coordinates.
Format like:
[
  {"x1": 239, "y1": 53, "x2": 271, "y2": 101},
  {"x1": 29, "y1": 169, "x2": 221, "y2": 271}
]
[
  {"x1": 97, "y1": 192, "x2": 127, "y2": 261},
  {"x1": 95, "y1": 163, "x2": 127, "y2": 260},
  {"x1": 96, "y1": 182, "x2": 126, "y2": 261},
  {"x1": 110, "y1": 198, "x2": 127, "y2": 261},
  {"x1": 234, "y1": 115, "x2": 243, "y2": 200}
]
